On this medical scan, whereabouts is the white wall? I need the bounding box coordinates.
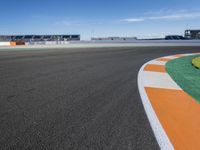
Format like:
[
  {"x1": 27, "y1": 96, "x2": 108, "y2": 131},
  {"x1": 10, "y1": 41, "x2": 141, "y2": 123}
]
[
  {"x1": 0, "y1": 42, "x2": 10, "y2": 46},
  {"x1": 26, "y1": 41, "x2": 69, "y2": 45}
]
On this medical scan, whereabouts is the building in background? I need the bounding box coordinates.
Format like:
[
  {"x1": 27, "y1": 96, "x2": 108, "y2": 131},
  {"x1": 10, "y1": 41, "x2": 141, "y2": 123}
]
[
  {"x1": 165, "y1": 35, "x2": 185, "y2": 40},
  {"x1": 185, "y1": 30, "x2": 200, "y2": 39},
  {"x1": 0, "y1": 35, "x2": 80, "y2": 42},
  {"x1": 91, "y1": 37, "x2": 137, "y2": 41}
]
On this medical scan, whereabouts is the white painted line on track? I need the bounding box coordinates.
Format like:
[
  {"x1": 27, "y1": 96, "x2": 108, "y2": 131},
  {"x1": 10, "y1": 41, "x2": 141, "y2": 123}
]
[
  {"x1": 138, "y1": 53, "x2": 200, "y2": 150},
  {"x1": 163, "y1": 56, "x2": 178, "y2": 59},
  {"x1": 138, "y1": 62, "x2": 174, "y2": 150},
  {"x1": 148, "y1": 60, "x2": 167, "y2": 65},
  {"x1": 181, "y1": 53, "x2": 200, "y2": 57},
  {"x1": 142, "y1": 71, "x2": 181, "y2": 90}
]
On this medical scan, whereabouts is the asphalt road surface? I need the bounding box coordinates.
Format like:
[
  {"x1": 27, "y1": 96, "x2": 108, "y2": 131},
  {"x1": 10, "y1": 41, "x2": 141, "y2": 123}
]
[{"x1": 0, "y1": 46, "x2": 200, "y2": 150}]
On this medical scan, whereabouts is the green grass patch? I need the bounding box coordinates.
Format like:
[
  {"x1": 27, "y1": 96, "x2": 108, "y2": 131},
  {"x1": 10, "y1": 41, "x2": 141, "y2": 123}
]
[
  {"x1": 192, "y1": 57, "x2": 200, "y2": 69},
  {"x1": 166, "y1": 55, "x2": 200, "y2": 103}
]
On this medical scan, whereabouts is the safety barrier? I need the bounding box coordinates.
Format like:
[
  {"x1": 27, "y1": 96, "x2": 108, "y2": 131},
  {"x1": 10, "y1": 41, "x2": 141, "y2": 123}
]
[
  {"x1": 0, "y1": 42, "x2": 11, "y2": 46},
  {"x1": 26, "y1": 41, "x2": 69, "y2": 45},
  {"x1": 0, "y1": 42, "x2": 25, "y2": 47}
]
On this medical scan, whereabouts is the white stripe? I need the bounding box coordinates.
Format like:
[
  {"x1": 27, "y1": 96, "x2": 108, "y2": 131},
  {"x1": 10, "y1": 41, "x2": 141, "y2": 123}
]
[
  {"x1": 138, "y1": 63, "x2": 174, "y2": 150},
  {"x1": 182, "y1": 53, "x2": 200, "y2": 56},
  {"x1": 163, "y1": 56, "x2": 178, "y2": 59},
  {"x1": 142, "y1": 71, "x2": 181, "y2": 90},
  {"x1": 138, "y1": 53, "x2": 198, "y2": 149},
  {"x1": 148, "y1": 60, "x2": 167, "y2": 66}
]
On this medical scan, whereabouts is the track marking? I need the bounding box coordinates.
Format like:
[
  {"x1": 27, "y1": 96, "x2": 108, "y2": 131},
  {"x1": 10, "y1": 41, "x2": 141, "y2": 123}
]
[
  {"x1": 172, "y1": 54, "x2": 185, "y2": 58},
  {"x1": 145, "y1": 87, "x2": 200, "y2": 150},
  {"x1": 141, "y1": 72, "x2": 181, "y2": 90},
  {"x1": 138, "y1": 53, "x2": 200, "y2": 150},
  {"x1": 138, "y1": 63, "x2": 174, "y2": 150},
  {"x1": 144, "y1": 64, "x2": 166, "y2": 73},
  {"x1": 163, "y1": 56, "x2": 178, "y2": 59},
  {"x1": 157, "y1": 58, "x2": 172, "y2": 62},
  {"x1": 148, "y1": 60, "x2": 167, "y2": 65}
]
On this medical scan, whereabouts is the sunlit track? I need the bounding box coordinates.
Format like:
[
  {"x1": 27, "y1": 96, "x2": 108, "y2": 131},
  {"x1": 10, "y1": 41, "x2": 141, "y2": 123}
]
[{"x1": 0, "y1": 46, "x2": 200, "y2": 149}]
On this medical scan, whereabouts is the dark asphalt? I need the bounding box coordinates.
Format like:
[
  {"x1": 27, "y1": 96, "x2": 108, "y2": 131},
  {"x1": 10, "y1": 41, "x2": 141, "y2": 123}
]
[{"x1": 0, "y1": 46, "x2": 200, "y2": 150}]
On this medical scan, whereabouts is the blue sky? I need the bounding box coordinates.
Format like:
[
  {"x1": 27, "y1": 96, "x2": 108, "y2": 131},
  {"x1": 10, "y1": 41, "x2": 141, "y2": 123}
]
[{"x1": 1, "y1": 0, "x2": 200, "y2": 39}]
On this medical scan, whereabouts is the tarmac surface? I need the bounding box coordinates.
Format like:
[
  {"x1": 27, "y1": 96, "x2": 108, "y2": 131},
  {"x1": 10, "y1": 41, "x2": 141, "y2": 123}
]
[{"x1": 0, "y1": 46, "x2": 200, "y2": 150}]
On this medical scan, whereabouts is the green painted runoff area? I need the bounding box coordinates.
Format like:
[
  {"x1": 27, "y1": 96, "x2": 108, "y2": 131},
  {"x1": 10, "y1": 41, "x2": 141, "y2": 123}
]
[{"x1": 166, "y1": 55, "x2": 200, "y2": 103}]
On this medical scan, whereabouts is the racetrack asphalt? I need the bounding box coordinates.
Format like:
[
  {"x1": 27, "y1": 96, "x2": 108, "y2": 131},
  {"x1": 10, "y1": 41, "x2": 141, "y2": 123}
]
[{"x1": 0, "y1": 46, "x2": 200, "y2": 150}]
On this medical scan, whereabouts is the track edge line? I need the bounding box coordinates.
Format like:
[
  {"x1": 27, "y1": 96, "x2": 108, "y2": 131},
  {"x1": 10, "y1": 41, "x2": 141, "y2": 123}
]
[{"x1": 137, "y1": 60, "x2": 174, "y2": 150}]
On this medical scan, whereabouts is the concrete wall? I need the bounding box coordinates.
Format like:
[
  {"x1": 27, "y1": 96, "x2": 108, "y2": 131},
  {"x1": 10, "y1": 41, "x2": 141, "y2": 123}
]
[
  {"x1": 0, "y1": 42, "x2": 11, "y2": 46},
  {"x1": 26, "y1": 41, "x2": 69, "y2": 45},
  {"x1": 0, "y1": 42, "x2": 22, "y2": 47}
]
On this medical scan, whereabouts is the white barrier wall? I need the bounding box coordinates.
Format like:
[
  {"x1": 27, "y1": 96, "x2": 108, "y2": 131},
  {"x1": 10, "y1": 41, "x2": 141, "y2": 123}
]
[
  {"x1": 26, "y1": 41, "x2": 69, "y2": 45},
  {"x1": 0, "y1": 42, "x2": 11, "y2": 46}
]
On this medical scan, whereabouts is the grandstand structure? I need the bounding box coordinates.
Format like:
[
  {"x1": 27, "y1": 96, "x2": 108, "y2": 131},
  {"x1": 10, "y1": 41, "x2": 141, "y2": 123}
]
[
  {"x1": 0, "y1": 35, "x2": 80, "y2": 42},
  {"x1": 91, "y1": 37, "x2": 137, "y2": 41},
  {"x1": 185, "y1": 30, "x2": 200, "y2": 39},
  {"x1": 165, "y1": 35, "x2": 185, "y2": 40}
]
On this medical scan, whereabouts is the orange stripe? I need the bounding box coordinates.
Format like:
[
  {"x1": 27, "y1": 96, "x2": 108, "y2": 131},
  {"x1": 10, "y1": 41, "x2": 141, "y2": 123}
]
[
  {"x1": 144, "y1": 64, "x2": 166, "y2": 73},
  {"x1": 157, "y1": 57, "x2": 171, "y2": 62},
  {"x1": 145, "y1": 87, "x2": 200, "y2": 150},
  {"x1": 173, "y1": 54, "x2": 184, "y2": 58}
]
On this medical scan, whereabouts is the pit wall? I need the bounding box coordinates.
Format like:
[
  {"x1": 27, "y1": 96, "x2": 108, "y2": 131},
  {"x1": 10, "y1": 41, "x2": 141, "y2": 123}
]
[
  {"x1": 0, "y1": 42, "x2": 19, "y2": 46},
  {"x1": 0, "y1": 42, "x2": 11, "y2": 46},
  {"x1": 25, "y1": 41, "x2": 69, "y2": 45}
]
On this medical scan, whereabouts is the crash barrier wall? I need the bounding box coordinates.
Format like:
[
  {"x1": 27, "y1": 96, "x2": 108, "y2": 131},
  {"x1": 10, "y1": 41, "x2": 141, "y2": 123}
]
[
  {"x1": 0, "y1": 42, "x2": 25, "y2": 46},
  {"x1": 26, "y1": 41, "x2": 69, "y2": 45},
  {"x1": 0, "y1": 42, "x2": 11, "y2": 46}
]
